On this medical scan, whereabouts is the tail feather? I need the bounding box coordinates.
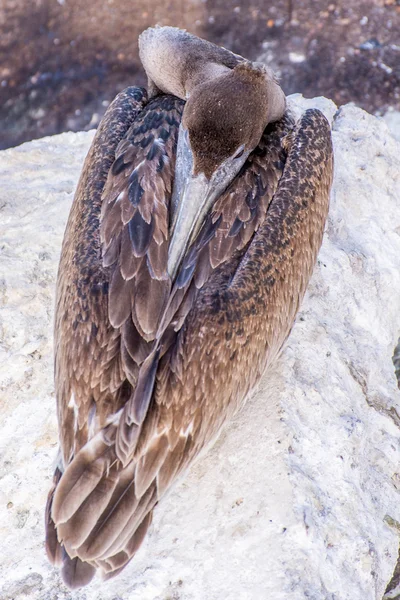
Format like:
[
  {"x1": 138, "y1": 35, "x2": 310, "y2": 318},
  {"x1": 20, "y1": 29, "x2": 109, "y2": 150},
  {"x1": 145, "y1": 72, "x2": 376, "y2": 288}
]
[
  {"x1": 57, "y1": 466, "x2": 120, "y2": 551},
  {"x1": 61, "y1": 553, "x2": 96, "y2": 589},
  {"x1": 48, "y1": 416, "x2": 162, "y2": 588},
  {"x1": 45, "y1": 467, "x2": 63, "y2": 566},
  {"x1": 99, "y1": 511, "x2": 153, "y2": 575},
  {"x1": 125, "y1": 510, "x2": 153, "y2": 555},
  {"x1": 52, "y1": 435, "x2": 114, "y2": 524},
  {"x1": 101, "y1": 564, "x2": 128, "y2": 581},
  {"x1": 47, "y1": 347, "x2": 187, "y2": 588},
  {"x1": 96, "y1": 484, "x2": 157, "y2": 561},
  {"x1": 75, "y1": 465, "x2": 140, "y2": 560}
]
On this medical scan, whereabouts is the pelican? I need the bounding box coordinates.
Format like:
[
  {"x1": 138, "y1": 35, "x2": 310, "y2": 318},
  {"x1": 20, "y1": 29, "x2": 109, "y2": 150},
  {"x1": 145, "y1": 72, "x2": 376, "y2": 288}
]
[{"x1": 45, "y1": 26, "x2": 333, "y2": 589}]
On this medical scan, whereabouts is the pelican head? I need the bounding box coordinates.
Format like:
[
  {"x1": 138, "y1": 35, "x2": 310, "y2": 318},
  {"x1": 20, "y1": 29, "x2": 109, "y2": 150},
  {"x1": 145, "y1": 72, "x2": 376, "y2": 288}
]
[{"x1": 139, "y1": 27, "x2": 286, "y2": 278}]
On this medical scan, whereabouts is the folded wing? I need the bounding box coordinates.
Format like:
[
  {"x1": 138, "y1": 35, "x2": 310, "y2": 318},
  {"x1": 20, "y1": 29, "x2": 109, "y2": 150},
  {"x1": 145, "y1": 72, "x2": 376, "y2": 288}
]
[{"x1": 48, "y1": 105, "x2": 333, "y2": 589}]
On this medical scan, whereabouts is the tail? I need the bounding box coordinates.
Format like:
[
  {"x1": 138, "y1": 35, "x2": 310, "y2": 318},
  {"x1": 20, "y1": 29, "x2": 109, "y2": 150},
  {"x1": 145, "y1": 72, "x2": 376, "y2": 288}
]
[
  {"x1": 45, "y1": 352, "x2": 164, "y2": 589},
  {"x1": 45, "y1": 433, "x2": 157, "y2": 588},
  {"x1": 44, "y1": 348, "x2": 196, "y2": 589},
  {"x1": 45, "y1": 466, "x2": 97, "y2": 588}
]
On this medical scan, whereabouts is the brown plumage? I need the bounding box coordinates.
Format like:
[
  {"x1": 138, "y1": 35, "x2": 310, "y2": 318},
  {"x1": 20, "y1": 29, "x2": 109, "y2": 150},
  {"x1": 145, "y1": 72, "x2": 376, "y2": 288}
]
[{"x1": 45, "y1": 26, "x2": 333, "y2": 589}]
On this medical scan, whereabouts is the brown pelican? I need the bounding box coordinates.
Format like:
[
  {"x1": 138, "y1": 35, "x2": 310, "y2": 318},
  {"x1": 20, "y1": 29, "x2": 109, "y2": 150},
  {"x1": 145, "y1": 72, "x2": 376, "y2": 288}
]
[{"x1": 45, "y1": 26, "x2": 333, "y2": 589}]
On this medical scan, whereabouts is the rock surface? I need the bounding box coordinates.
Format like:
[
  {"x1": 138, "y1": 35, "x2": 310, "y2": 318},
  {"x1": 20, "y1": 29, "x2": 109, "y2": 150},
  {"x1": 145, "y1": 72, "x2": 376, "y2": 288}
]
[{"x1": 0, "y1": 95, "x2": 399, "y2": 600}]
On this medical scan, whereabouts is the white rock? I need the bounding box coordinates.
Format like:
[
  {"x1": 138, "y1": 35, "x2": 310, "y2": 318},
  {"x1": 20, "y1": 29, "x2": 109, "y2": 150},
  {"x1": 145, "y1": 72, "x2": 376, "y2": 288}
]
[
  {"x1": 287, "y1": 93, "x2": 338, "y2": 126},
  {"x1": 0, "y1": 97, "x2": 400, "y2": 600},
  {"x1": 383, "y1": 109, "x2": 400, "y2": 143}
]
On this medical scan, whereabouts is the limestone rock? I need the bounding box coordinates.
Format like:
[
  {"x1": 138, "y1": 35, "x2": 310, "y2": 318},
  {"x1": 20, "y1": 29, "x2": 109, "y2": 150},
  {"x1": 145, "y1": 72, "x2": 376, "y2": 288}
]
[{"x1": 0, "y1": 95, "x2": 399, "y2": 599}]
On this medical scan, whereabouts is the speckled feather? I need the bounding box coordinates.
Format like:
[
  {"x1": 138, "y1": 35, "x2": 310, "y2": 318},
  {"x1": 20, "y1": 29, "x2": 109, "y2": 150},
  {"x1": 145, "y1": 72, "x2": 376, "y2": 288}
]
[
  {"x1": 46, "y1": 84, "x2": 333, "y2": 587},
  {"x1": 101, "y1": 95, "x2": 184, "y2": 345},
  {"x1": 47, "y1": 87, "x2": 148, "y2": 586}
]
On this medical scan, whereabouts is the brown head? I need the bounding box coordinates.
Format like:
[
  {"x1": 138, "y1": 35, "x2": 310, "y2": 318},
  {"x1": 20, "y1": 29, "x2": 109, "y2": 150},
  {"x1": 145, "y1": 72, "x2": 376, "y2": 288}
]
[
  {"x1": 138, "y1": 26, "x2": 286, "y2": 278},
  {"x1": 183, "y1": 62, "x2": 285, "y2": 179}
]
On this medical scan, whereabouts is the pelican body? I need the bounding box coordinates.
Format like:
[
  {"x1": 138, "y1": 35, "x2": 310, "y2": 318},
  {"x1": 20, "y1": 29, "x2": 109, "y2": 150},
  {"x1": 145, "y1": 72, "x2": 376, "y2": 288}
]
[{"x1": 45, "y1": 26, "x2": 333, "y2": 588}]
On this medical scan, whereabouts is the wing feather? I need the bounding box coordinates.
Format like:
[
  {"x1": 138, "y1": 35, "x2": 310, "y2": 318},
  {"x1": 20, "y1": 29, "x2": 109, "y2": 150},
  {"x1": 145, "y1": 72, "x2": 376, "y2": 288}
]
[
  {"x1": 46, "y1": 87, "x2": 149, "y2": 580},
  {"x1": 101, "y1": 95, "x2": 183, "y2": 344},
  {"x1": 49, "y1": 104, "x2": 333, "y2": 588},
  {"x1": 61, "y1": 555, "x2": 96, "y2": 590}
]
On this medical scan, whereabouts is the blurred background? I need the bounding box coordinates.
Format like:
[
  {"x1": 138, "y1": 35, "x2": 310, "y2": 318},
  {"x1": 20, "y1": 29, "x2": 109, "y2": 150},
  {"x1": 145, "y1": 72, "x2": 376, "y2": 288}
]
[{"x1": 0, "y1": 0, "x2": 399, "y2": 149}]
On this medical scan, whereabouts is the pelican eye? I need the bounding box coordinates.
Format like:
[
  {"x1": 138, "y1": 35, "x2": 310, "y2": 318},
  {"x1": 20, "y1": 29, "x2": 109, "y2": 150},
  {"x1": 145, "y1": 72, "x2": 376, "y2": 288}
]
[{"x1": 234, "y1": 147, "x2": 245, "y2": 159}]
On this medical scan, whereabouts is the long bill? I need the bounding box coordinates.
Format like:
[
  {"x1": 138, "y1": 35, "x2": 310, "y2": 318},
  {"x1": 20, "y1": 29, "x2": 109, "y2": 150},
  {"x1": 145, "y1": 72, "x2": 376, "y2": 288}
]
[{"x1": 168, "y1": 125, "x2": 248, "y2": 280}]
